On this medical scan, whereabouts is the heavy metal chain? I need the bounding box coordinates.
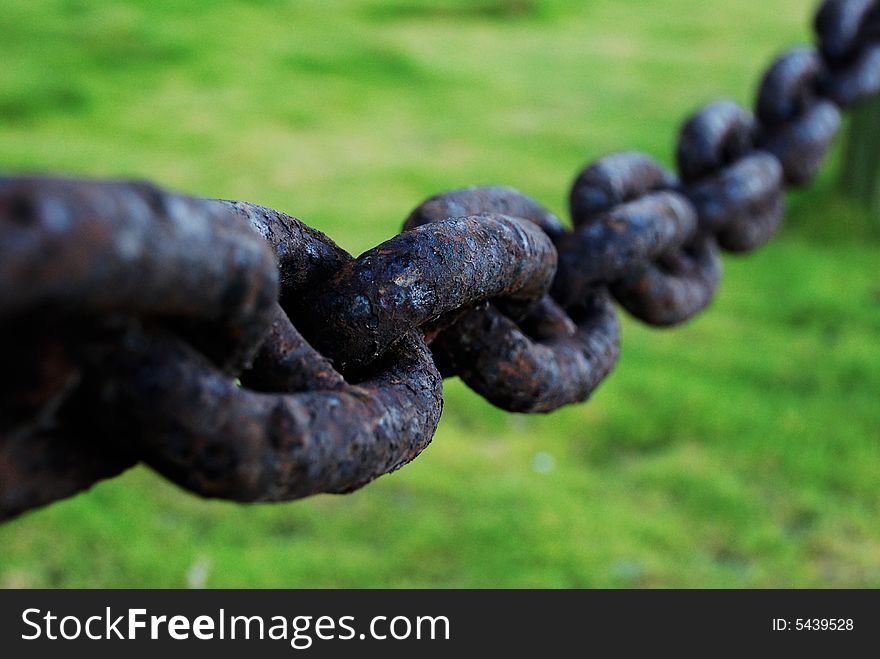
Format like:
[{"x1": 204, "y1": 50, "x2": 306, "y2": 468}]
[{"x1": 2, "y1": 0, "x2": 878, "y2": 521}]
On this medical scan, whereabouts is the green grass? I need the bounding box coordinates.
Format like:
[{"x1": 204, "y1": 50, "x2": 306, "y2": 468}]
[{"x1": 1, "y1": 0, "x2": 878, "y2": 588}]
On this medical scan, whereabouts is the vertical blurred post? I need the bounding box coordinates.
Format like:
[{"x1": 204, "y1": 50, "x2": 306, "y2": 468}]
[{"x1": 840, "y1": 94, "x2": 880, "y2": 225}]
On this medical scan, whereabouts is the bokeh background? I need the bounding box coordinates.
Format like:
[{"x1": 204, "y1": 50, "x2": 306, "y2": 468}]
[{"x1": 1, "y1": 0, "x2": 878, "y2": 587}]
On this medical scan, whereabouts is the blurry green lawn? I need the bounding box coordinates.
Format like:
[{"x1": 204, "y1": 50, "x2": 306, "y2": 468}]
[{"x1": 1, "y1": 0, "x2": 878, "y2": 587}]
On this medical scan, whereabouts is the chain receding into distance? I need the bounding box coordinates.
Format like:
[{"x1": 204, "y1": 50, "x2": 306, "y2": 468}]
[{"x1": 1, "y1": 0, "x2": 878, "y2": 521}]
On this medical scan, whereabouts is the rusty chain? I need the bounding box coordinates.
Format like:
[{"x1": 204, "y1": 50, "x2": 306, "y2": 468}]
[{"x1": 1, "y1": 0, "x2": 878, "y2": 521}]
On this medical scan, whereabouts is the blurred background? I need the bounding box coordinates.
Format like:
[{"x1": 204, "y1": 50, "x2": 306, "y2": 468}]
[{"x1": 1, "y1": 0, "x2": 878, "y2": 587}]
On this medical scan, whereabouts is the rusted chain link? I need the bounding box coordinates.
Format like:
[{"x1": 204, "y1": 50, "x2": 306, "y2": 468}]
[{"x1": 1, "y1": 0, "x2": 877, "y2": 521}]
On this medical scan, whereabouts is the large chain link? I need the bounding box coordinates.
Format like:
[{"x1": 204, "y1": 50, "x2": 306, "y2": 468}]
[{"x1": 2, "y1": 0, "x2": 878, "y2": 521}]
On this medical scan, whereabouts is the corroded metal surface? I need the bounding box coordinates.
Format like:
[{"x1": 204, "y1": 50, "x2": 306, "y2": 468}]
[
  {"x1": 0, "y1": 178, "x2": 280, "y2": 374},
  {"x1": 563, "y1": 153, "x2": 720, "y2": 325},
  {"x1": 405, "y1": 187, "x2": 620, "y2": 412},
  {"x1": 1, "y1": 0, "x2": 878, "y2": 521},
  {"x1": 304, "y1": 214, "x2": 557, "y2": 373},
  {"x1": 89, "y1": 326, "x2": 442, "y2": 501}
]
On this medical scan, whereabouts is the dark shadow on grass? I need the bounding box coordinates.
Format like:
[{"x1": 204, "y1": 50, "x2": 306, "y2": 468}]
[
  {"x1": 363, "y1": 0, "x2": 543, "y2": 23},
  {"x1": 0, "y1": 85, "x2": 89, "y2": 124},
  {"x1": 282, "y1": 44, "x2": 432, "y2": 84}
]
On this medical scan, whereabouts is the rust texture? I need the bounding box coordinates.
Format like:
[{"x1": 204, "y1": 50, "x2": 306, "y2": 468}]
[
  {"x1": 1, "y1": 0, "x2": 878, "y2": 521},
  {"x1": 0, "y1": 178, "x2": 280, "y2": 373},
  {"x1": 430, "y1": 294, "x2": 619, "y2": 413},
  {"x1": 87, "y1": 326, "x2": 442, "y2": 502},
  {"x1": 303, "y1": 214, "x2": 557, "y2": 373},
  {"x1": 405, "y1": 187, "x2": 620, "y2": 412},
  {"x1": 406, "y1": 185, "x2": 568, "y2": 239},
  {"x1": 0, "y1": 425, "x2": 134, "y2": 521},
  {"x1": 562, "y1": 152, "x2": 721, "y2": 325}
]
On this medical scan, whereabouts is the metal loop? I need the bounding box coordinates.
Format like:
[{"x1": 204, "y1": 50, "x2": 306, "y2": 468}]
[
  {"x1": 756, "y1": 48, "x2": 827, "y2": 122},
  {"x1": 221, "y1": 200, "x2": 351, "y2": 309},
  {"x1": 553, "y1": 190, "x2": 697, "y2": 306},
  {"x1": 404, "y1": 185, "x2": 567, "y2": 240},
  {"x1": 0, "y1": 423, "x2": 134, "y2": 522},
  {"x1": 404, "y1": 187, "x2": 620, "y2": 413},
  {"x1": 815, "y1": 0, "x2": 879, "y2": 63},
  {"x1": 87, "y1": 325, "x2": 442, "y2": 502},
  {"x1": 564, "y1": 153, "x2": 717, "y2": 324},
  {"x1": 569, "y1": 151, "x2": 676, "y2": 223},
  {"x1": 815, "y1": 0, "x2": 880, "y2": 107},
  {"x1": 757, "y1": 102, "x2": 841, "y2": 186},
  {"x1": 684, "y1": 153, "x2": 784, "y2": 252},
  {"x1": 820, "y1": 43, "x2": 880, "y2": 107},
  {"x1": 676, "y1": 101, "x2": 784, "y2": 251},
  {"x1": 303, "y1": 214, "x2": 557, "y2": 374},
  {"x1": 755, "y1": 49, "x2": 842, "y2": 185},
  {"x1": 0, "y1": 327, "x2": 79, "y2": 436},
  {"x1": 0, "y1": 323, "x2": 138, "y2": 520},
  {"x1": 241, "y1": 303, "x2": 346, "y2": 394},
  {"x1": 611, "y1": 233, "x2": 721, "y2": 326},
  {"x1": 432, "y1": 293, "x2": 619, "y2": 413},
  {"x1": 677, "y1": 99, "x2": 756, "y2": 182},
  {"x1": 0, "y1": 178, "x2": 279, "y2": 374}
]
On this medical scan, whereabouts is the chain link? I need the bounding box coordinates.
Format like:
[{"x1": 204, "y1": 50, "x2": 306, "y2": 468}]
[{"x1": 2, "y1": 0, "x2": 878, "y2": 520}]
